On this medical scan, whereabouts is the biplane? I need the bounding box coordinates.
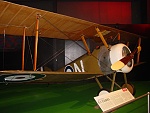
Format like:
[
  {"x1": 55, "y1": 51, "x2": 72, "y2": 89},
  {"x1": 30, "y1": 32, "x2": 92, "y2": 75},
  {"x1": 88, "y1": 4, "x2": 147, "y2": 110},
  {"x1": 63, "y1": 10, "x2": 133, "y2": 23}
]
[{"x1": 0, "y1": 1, "x2": 143, "y2": 96}]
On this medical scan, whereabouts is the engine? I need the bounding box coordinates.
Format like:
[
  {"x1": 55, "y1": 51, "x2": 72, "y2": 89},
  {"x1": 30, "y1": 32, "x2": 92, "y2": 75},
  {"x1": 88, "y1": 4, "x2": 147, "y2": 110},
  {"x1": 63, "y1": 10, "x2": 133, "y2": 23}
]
[{"x1": 98, "y1": 43, "x2": 134, "y2": 75}]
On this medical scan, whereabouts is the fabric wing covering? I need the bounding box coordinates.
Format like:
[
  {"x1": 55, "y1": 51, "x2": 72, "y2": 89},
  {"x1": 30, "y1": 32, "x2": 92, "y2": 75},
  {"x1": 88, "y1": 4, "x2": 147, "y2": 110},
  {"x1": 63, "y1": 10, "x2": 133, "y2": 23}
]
[{"x1": 0, "y1": 1, "x2": 141, "y2": 43}]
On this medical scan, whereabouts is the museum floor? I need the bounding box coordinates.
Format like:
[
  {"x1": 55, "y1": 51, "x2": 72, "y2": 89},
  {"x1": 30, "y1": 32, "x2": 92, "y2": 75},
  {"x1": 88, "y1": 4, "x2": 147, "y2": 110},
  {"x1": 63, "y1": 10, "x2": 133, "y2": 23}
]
[{"x1": 0, "y1": 80, "x2": 149, "y2": 113}]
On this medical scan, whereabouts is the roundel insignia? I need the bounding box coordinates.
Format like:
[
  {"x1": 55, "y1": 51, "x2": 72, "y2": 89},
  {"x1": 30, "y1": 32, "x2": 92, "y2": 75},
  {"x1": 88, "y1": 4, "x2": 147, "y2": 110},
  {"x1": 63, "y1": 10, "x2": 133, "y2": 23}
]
[
  {"x1": 0, "y1": 74, "x2": 46, "y2": 83},
  {"x1": 64, "y1": 65, "x2": 74, "y2": 72}
]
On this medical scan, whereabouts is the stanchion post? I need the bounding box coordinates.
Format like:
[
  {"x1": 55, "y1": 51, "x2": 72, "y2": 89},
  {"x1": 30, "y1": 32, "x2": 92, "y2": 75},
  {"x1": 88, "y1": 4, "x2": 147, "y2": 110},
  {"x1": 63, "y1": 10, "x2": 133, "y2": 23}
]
[{"x1": 148, "y1": 92, "x2": 150, "y2": 113}]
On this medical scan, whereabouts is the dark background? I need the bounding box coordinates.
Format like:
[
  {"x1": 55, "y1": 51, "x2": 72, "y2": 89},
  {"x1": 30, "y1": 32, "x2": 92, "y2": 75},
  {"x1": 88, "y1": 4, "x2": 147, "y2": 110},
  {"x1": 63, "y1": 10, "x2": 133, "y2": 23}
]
[{"x1": 0, "y1": 0, "x2": 150, "y2": 81}]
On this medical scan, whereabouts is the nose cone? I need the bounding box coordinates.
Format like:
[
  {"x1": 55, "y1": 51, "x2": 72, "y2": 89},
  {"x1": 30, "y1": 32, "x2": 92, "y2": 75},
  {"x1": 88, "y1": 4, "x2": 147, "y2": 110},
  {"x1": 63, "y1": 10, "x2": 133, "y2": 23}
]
[{"x1": 109, "y1": 43, "x2": 134, "y2": 73}]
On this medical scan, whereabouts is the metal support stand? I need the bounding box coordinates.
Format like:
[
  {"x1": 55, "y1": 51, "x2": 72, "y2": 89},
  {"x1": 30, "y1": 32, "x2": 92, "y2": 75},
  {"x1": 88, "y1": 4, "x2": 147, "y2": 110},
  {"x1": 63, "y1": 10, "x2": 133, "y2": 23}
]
[
  {"x1": 103, "y1": 92, "x2": 150, "y2": 113},
  {"x1": 148, "y1": 92, "x2": 150, "y2": 113}
]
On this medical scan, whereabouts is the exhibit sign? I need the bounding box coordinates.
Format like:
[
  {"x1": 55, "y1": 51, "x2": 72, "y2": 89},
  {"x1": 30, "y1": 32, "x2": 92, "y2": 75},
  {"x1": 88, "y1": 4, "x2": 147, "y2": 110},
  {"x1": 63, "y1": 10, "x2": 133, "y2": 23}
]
[{"x1": 94, "y1": 88, "x2": 135, "y2": 112}]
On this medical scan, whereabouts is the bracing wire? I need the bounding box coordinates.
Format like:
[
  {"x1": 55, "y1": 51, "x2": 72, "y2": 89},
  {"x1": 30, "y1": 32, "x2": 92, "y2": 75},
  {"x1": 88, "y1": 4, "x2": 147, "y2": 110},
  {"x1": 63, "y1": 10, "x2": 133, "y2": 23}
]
[
  {"x1": 25, "y1": 36, "x2": 34, "y2": 69},
  {"x1": 41, "y1": 16, "x2": 99, "y2": 58},
  {"x1": 36, "y1": 36, "x2": 81, "y2": 70},
  {"x1": 34, "y1": 16, "x2": 111, "y2": 71}
]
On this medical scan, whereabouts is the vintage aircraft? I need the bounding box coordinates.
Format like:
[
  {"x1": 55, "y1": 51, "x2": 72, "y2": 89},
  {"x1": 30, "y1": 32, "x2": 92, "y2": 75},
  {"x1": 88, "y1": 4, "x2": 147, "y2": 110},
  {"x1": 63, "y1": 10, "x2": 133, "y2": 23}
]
[{"x1": 0, "y1": 1, "x2": 143, "y2": 95}]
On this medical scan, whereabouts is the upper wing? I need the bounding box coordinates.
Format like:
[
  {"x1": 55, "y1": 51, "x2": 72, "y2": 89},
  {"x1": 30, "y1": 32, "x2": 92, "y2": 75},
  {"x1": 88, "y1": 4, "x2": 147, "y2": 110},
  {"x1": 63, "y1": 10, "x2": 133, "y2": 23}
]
[
  {"x1": 0, "y1": 1, "x2": 99, "y2": 40},
  {"x1": 0, "y1": 1, "x2": 141, "y2": 43}
]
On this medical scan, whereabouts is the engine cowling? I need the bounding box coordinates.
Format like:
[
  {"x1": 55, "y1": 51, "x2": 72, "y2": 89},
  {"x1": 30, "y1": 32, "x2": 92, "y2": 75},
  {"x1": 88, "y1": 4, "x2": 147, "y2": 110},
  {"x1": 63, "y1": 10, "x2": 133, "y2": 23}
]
[
  {"x1": 109, "y1": 43, "x2": 134, "y2": 73},
  {"x1": 98, "y1": 43, "x2": 134, "y2": 75}
]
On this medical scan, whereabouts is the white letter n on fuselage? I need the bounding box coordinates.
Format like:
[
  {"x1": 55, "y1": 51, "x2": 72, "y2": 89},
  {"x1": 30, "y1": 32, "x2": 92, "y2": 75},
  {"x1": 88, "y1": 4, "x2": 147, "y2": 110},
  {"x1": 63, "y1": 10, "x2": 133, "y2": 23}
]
[{"x1": 74, "y1": 60, "x2": 85, "y2": 72}]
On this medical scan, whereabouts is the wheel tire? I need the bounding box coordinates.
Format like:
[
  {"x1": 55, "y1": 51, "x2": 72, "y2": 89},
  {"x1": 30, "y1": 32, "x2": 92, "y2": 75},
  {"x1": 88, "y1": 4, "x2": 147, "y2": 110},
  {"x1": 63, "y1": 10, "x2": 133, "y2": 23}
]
[
  {"x1": 121, "y1": 83, "x2": 136, "y2": 95},
  {"x1": 97, "y1": 88, "x2": 110, "y2": 96},
  {"x1": 94, "y1": 89, "x2": 110, "y2": 109}
]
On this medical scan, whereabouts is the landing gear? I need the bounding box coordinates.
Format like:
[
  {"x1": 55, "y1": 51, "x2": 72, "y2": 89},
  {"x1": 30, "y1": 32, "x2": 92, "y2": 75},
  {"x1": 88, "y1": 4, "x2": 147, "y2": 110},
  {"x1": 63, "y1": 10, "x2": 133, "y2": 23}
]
[
  {"x1": 121, "y1": 83, "x2": 136, "y2": 95},
  {"x1": 94, "y1": 77, "x2": 110, "y2": 109},
  {"x1": 122, "y1": 73, "x2": 136, "y2": 95},
  {"x1": 94, "y1": 88, "x2": 110, "y2": 109},
  {"x1": 97, "y1": 88, "x2": 110, "y2": 96},
  {"x1": 95, "y1": 73, "x2": 136, "y2": 96}
]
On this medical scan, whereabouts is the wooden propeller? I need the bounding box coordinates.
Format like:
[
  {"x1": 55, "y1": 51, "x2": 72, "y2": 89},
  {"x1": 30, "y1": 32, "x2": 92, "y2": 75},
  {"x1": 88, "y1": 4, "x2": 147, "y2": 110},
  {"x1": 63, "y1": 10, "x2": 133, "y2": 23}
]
[
  {"x1": 111, "y1": 38, "x2": 142, "y2": 71},
  {"x1": 111, "y1": 47, "x2": 138, "y2": 71}
]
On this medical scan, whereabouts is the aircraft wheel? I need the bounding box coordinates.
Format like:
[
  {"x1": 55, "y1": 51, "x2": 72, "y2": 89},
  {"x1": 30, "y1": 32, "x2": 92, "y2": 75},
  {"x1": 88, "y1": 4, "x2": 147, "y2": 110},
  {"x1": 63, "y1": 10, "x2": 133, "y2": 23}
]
[
  {"x1": 97, "y1": 88, "x2": 110, "y2": 96},
  {"x1": 121, "y1": 83, "x2": 136, "y2": 95},
  {"x1": 94, "y1": 89, "x2": 110, "y2": 109}
]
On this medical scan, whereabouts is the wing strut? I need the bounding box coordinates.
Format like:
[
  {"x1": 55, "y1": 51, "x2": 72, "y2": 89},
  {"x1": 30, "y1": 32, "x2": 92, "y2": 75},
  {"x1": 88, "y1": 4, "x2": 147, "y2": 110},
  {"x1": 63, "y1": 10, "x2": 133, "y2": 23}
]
[
  {"x1": 33, "y1": 14, "x2": 40, "y2": 71},
  {"x1": 136, "y1": 38, "x2": 141, "y2": 63},
  {"x1": 22, "y1": 27, "x2": 26, "y2": 70},
  {"x1": 95, "y1": 27, "x2": 110, "y2": 50},
  {"x1": 81, "y1": 35, "x2": 91, "y2": 55},
  {"x1": 110, "y1": 72, "x2": 116, "y2": 91}
]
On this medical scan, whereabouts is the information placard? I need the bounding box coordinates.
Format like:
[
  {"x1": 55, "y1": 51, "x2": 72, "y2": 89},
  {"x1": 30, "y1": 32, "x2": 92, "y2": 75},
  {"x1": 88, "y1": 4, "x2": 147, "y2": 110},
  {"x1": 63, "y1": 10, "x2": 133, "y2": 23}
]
[{"x1": 94, "y1": 88, "x2": 135, "y2": 112}]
